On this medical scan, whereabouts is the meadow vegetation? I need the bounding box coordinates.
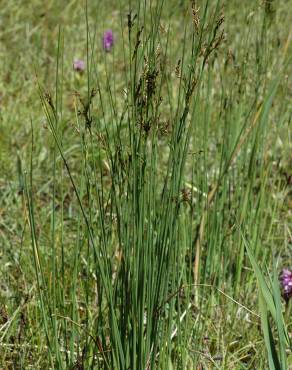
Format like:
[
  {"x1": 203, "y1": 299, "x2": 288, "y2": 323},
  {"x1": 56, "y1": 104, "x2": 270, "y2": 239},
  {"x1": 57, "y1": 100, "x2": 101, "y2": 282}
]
[{"x1": 0, "y1": 0, "x2": 291, "y2": 368}]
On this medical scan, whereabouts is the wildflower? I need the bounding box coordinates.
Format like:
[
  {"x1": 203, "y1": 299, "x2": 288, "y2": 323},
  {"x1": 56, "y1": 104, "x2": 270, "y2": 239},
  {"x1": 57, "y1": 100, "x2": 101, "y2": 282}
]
[
  {"x1": 103, "y1": 30, "x2": 114, "y2": 51},
  {"x1": 279, "y1": 268, "x2": 292, "y2": 302},
  {"x1": 73, "y1": 59, "x2": 85, "y2": 72}
]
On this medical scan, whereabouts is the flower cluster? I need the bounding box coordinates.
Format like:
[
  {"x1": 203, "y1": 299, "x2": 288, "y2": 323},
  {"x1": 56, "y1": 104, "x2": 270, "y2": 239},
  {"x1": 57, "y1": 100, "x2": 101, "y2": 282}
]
[
  {"x1": 279, "y1": 268, "x2": 292, "y2": 302},
  {"x1": 103, "y1": 30, "x2": 114, "y2": 51},
  {"x1": 73, "y1": 59, "x2": 85, "y2": 72}
]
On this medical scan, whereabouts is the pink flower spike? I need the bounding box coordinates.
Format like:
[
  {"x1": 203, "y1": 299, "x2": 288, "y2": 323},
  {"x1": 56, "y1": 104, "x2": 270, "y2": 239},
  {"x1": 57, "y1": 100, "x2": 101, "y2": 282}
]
[
  {"x1": 73, "y1": 59, "x2": 85, "y2": 72},
  {"x1": 103, "y1": 30, "x2": 114, "y2": 52},
  {"x1": 279, "y1": 268, "x2": 292, "y2": 302}
]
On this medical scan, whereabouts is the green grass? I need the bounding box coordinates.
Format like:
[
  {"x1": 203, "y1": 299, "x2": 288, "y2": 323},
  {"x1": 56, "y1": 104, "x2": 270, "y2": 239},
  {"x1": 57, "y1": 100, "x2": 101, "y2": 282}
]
[{"x1": 0, "y1": 0, "x2": 291, "y2": 368}]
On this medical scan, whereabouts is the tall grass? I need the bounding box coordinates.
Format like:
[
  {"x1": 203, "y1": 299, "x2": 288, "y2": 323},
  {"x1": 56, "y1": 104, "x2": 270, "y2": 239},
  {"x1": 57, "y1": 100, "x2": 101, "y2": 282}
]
[{"x1": 17, "y1": 0, "x2": 291, "y2": 368}]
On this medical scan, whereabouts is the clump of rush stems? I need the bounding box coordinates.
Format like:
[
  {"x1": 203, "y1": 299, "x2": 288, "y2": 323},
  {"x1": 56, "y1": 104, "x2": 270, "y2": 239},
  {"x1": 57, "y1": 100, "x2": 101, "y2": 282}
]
[{"x1": 23, "y1": 1, "x2": 291, "y2": 369}]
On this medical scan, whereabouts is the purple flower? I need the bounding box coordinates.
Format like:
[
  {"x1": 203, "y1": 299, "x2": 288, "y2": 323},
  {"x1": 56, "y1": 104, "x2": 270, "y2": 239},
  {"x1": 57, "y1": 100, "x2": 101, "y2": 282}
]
[
  {"x1": 73, "y1": 59, "x2": 85, "y2": 72},
  {"x1": 279, "y1": 268, "x2": 292, "y2": 302},
  {"x1": 103, "y1": 30, "x2": 114, "y2": 51}
]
